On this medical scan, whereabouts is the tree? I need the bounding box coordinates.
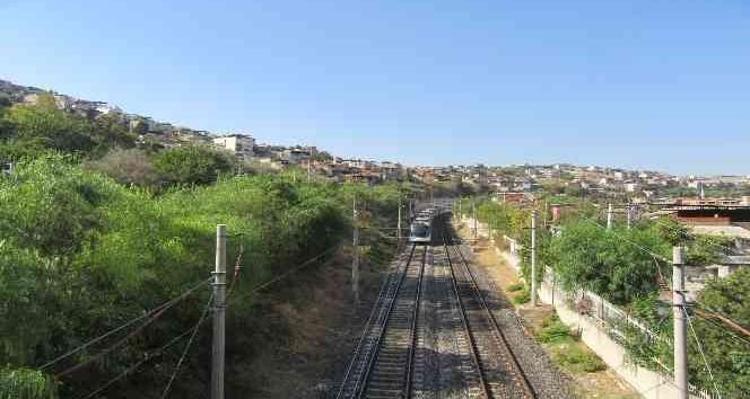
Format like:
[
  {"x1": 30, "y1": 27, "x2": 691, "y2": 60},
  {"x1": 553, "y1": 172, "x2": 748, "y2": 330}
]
[
  {"x1": 688, "y1": 268, "x2": 750, "y2": 397},
  {"x1": 90, "y1": 113, "x2": 136, "y2": 153},
  {"x1": 654, "y1": 216, "x2": 691, "y2": 246},
  {"x1": 687, "y1": 234, "x2": 733, "y2": 266},
  {"x1": 3, "y1": 95, "x2": 95, "y2": 156},
  {"x1": 547, "y1": 221, "x2": 669, "y2": 304},
  {"x1": 154, "y1": 145, "x2": 235, "y2": 186}
]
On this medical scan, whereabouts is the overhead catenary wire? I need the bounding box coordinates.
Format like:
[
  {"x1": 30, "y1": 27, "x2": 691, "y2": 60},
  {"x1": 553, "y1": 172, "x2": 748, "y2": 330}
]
[
  {"x1": 691, "y1": 311, "x2": 750, "y2": 347},
  {"x1": 159, "y1": 293, "x2": 214, "y2": 399},
  {"x1": 40, "y1": 276, "x2": 211, "y2": 371},
  {"x1": 645, "y1": 215, "x2": 740, "y2": 257},
  {"x1": 684, "y1": 307, "x2": 722, "y2": 398},
  {"x1": 693, "y1": 305, "x2": 750, "y2": 339},
  {"x1": 59, "y1": 242, "x2": 340, "y2": 380},
  {"x1": 582, "y1": 216, "x2": 671, "y2": 263},
  {"x1": 244, "y1": 244, "x2": 341, "y2": 295},
  {"x1": 76, "y1": 323, "x2": 199, "y2": 399},
  {"x1": 226, "y1": 243, "x2": 245, "y2": 298},
  {"x1": 55, "y1": 289, "x2": 195, "y2": 378}
]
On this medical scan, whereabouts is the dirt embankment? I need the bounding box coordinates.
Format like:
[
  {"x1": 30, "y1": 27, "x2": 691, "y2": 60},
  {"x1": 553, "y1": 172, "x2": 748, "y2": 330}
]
[{"x1": 231, "y1": 244, "x2": 393, "y2": 398}]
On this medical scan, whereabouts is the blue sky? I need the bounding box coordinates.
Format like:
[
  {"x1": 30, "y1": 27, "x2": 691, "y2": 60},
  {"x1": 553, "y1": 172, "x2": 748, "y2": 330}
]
[{"x1": 2, "y1": 0, "x2": 749, "y2": 175}]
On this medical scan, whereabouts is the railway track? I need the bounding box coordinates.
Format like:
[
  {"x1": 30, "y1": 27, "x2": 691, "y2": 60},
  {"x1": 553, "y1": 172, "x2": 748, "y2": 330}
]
[
  {"x1": 443, "y1": 235, "x2": 535, "y2": 399},
  {"x1": 336, "y1": 213, "x2": 541, "y2": 399},
  {"x1": 337, "y1": 244, "x2": 427, "y2": 399}
]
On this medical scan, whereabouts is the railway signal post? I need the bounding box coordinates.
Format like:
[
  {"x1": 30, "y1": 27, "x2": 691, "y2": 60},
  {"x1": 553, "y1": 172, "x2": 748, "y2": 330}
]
[{"x1": 212, "y1": 224, "x2": 227, "y2": 399}]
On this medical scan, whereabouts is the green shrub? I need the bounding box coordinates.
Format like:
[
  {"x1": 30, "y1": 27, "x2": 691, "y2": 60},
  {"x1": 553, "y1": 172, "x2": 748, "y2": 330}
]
[
  {"x1": 554, "y1": 346, "x2": 606, "y2": 373},
  {"x1": 538, "y1": 320, "x2": 572, "y2": 343},
  {"x1": 508, "y1": 282, "x2": 525, "y2": 292},
  {"x1": 512, "y1": 288, "x2": 530, "y2": 304},
  {"x1": 0, "y1": 367, "x2": 57, "y2": 399}
]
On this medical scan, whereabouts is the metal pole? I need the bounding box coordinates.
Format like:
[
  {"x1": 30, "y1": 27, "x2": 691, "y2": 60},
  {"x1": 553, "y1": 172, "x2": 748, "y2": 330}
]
[
  {"x1": 352, "y1": 197, "x2": 360, "y2": 303},
  {"x1": 673, "y1": 246, "x2": 688, "y2": 399},
  {"x1": 211, "y1": 225, "x2": 227, "y2": 399},
  {"x1": 472, "y1": 200, "x2": 477, "y2": 239},
  {"x1": 531, "y1": 210, "x2": 538, "y2": 306},
  {"x1": 626, "y1": 203, "x2": 632, "y2": 230},
  {"x1": 397, "y1": 196, "x2": 402, "y2": 242},
  {"x1": 607, "y1": 203, "x2": 613, "y2": 230}
]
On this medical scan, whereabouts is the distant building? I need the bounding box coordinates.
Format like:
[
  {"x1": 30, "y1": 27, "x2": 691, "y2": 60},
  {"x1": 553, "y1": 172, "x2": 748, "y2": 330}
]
[
  {"x1": 283, "y1": 148, "x2": 311, "y2": 164},
  {"x1": 213, "y1": 134, "x2": 255, "y2": 161}
]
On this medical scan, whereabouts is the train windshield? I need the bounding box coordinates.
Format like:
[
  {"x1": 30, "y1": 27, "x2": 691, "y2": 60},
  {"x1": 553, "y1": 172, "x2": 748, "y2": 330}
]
[{"x1": 410, "y1": 223, "x2": 430, "y2": 237}]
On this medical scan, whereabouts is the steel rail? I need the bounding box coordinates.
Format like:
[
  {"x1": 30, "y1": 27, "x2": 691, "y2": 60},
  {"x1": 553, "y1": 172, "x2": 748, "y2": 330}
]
[
  {"x1": 403, "y1": 245, "x2": 427, "y2": 398},
  {"x1": 447, "y1": 237, "x2": 536, "y2": 398},
  {"x1": 336, "y1": 243, "x2": 418, "y2": 399},
  {"x1": 357, "y1": 245, "x2": 426, "y2": 399},
  {"x1": 442, "y1": 233, "x2": 491, "y2": 398}
]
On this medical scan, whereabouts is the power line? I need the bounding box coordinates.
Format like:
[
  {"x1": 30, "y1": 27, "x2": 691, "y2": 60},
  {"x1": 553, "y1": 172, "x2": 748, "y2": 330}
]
[
  {"x1": 691, "y1": 312, "x2": 750, "y2": 347},
  {"x1": 247, "y1": 244, "x2": 340, "y2": 294},
  {"x1": 693, "y1": 306, "x2": 750, "y2": 339},
  {"x1": 76, "y1": 324, "x2": 197, "y2": 399},
  {"x1": 684, "y1": 307, "x2": 722, "y2": 398},
  {"x1": 581, "y1": 216, "x2": 671, "y2": 263},
  {"x1": 159, "y1": 293, "x2": 214, "y2": 399},
  {"x1": 226, "y1": 243, "x2": 244, "y2": 298},
  {"x1": 645, "y1": 216, "x2": 739, "y2": 256},
  {"x1": 40, "y1": 277, "x2": 211, "y2": 371}
]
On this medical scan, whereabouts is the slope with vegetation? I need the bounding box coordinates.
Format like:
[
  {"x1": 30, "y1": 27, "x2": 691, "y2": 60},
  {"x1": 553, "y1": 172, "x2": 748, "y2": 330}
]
[{"x1": 0, "y1": 97, "x2": 410, "y2": 398}]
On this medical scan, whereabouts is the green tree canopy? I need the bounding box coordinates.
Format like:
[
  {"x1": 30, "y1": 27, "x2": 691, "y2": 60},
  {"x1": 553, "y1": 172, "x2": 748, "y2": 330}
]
[
  {"x1": 547, "y1": 221, "x2": 670, "y2": 304},
  {"x1": 3, "y1": 96, "x2": 95, "y2": 156},
  {"x1": 154, "y1": 145, "x2": 235, "y2": 186}
]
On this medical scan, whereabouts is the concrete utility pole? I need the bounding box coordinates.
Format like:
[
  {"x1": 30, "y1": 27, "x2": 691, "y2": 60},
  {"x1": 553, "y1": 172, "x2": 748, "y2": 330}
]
[
  {"x1": 211, "y1": 225, "x2": 227, "y2": 399},
  {"x1": 626, "y1": 203, "x2": 632, "y2": 230},
  {"x1": 531, "y1": 210, "x2": 538, "y2": 306},
  {"x1": 673, "y1": 246, "x2": 688, "y2": 399},
  {"x1": 472, "y1": 200, "x2": 477, "y2": 239},
  {"x1": 606, "y1": 203, "x2": 613, "y2": 230},
  {"x1": 307, "y1": 148, "x2": 315, "y2": 183},
  {"x1": 352, "y1": 197, "x2": 360, "y2": 303},
  {"x1": 397, "y1": 196, "x2": 402, "y2": 242}
]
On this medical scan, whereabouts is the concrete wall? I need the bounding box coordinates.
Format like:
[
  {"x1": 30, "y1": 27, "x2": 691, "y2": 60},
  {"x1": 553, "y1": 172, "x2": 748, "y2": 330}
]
[{"x1": 536, "y1": 280, "x2": 685, "y2": 399}]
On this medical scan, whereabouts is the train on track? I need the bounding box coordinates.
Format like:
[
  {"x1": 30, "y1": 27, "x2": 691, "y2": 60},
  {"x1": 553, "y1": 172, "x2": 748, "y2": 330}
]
[{"x1": 408, "y1": 208, "x2": 434, "y2": 244}]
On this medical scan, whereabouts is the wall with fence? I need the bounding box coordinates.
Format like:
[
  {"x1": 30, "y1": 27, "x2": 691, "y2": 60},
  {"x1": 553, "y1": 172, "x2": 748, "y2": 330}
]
[
  {"x1": 501, "y1": 231, "x2": 699, "y2": 399},
  {"x1": 537, "y1": 270, "x2": 687, "y2": 399},
  {"x1": 456, "y1": 216, "x2": 693, "y2": 398}
]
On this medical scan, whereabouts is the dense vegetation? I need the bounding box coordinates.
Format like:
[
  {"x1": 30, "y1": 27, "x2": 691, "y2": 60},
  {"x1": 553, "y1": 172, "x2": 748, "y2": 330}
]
[
  {"x1": 0, "y1": 98, "x2": 409, "y2": 398},
  {"x1": 460, "y1": 196, "x2": 750, "y2": 396}
]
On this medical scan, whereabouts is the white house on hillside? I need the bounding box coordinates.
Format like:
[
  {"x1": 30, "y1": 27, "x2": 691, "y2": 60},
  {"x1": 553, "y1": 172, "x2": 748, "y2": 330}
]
[{"x1": 213, "y1": 134, "x2": 255, "y2": 161}]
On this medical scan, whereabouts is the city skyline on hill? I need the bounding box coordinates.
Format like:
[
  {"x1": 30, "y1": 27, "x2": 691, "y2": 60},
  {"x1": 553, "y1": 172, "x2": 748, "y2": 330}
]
[{"x1": 2, "y1": 0, "x2": 750, "y2": 175}]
